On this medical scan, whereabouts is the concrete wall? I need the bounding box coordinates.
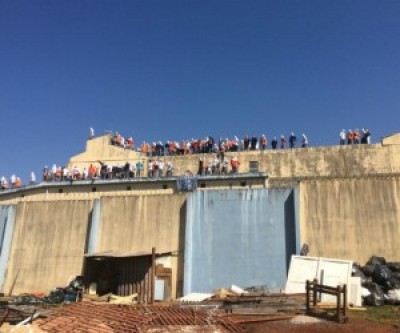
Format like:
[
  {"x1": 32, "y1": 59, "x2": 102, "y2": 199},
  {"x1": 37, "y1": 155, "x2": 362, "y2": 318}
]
[
  {"x1": 184, "y1": 188, "x2": 298, "y2": 294},
  {"x1": 0, "y1": 134, "x2": 400, "y2": 295},
  {"x1": 299, "y1": 177, "x2": 400, "y2": 263},
  {"x1": 68, "y1": 134, "x2": 144, "y2": 172},
  {"x1": 3, "y1": 200, "x2": 93, "y2": 294},
  {"x1": 0, "y1": 191, "x2": 186, "y2": 297},
  {"x1": 97, "y1": 193, "x2": 187, "y2": 298}
]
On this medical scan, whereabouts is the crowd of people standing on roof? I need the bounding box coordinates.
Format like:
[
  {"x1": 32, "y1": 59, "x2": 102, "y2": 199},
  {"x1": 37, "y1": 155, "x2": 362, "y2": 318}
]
[
  {"x1": 0, "y1": 128, "x2": 374, "y2": 191},
  {"x1": 90, "y1": 127, "x2": 313, "y2": 155},
  {"x1": 111, "y1": 132, "x2": 135, "y2": 149},
  {"x1": 91, "y1": 128, "x2": 370, "y2": 155},
  {"x1": 138, "y1": 132, "x2": 309, "y2": 157},
  {"x1": 196, "y1": 156, "x2": 241, "y2": 175},
  {"x1": 340, "y1": 129, "x2": 371, "y2": 145},
  {"x1": 0, "y1": 175, "x2": 24, "y2": 189},
  {"x1": 41, "y1": 161, "x2": 146, "y2": 182}
]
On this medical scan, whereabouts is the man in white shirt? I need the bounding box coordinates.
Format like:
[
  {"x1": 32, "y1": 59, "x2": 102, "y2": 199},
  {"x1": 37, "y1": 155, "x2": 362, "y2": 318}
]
[
  {"x1": 158, "y1": 160, "x2": 164, "y2": 177},
  {"x1": 51, "y1": 164, "x2": 57, "y2": 181},
  {"x1": 10, "y1": 174, "x2": 16, "y2": 188},
  {"x1": 340, "y1": 130, "x2": 346, "y2": 145},
  {"x1": 301, "y1": 134, "x2": 308, "y2": 148},
  {"x1": 1, "y1": 176, "x2": 9, "y2": 189},
  {"x1": 63, "y1": 167, "x2": 69, "y2": 181},
  {"x1": 166, "y1": 162, "x2": 174, "y2": 177},
  {"x1": 73, "y1": 166, "x2": 81, "y2": 180},
  {"x1": 82, "y1": 167, "x2": 89, "y2": 180},
  {"x1": 30, "y1": 172, "x2": 36, "y2": 185}
]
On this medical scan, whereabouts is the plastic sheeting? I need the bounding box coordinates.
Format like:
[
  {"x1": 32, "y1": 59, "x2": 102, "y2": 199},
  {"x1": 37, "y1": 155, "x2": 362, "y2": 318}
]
[{"x1": 184, "y1": 188, "x2": 299, "y2": 294}]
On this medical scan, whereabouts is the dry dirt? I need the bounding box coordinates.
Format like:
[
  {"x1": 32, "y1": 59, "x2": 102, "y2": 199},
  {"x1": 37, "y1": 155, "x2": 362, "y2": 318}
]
[{"x1": 243, "y1": 316, "x2": 400, "y2": 333}]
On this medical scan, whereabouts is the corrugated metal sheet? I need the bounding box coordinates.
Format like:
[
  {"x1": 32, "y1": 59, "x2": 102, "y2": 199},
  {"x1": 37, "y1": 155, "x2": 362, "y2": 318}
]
[
  {"x1": 184, "y1": 188, "x2": 299, "y2": 295},
  {"x1": 85, "y1": 255, "x2": 154, "y2": 302}
]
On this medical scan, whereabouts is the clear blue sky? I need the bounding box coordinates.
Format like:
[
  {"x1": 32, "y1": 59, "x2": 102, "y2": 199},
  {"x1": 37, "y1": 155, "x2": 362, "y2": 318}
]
[{"x1": 1, "y1": 0, "x2": 400, "y2": 182}]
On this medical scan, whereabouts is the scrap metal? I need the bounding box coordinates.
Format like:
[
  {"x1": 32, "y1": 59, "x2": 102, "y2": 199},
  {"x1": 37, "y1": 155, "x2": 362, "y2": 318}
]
[{"x1": 37, "y1": 302, "x2": 245, "y2": 333}]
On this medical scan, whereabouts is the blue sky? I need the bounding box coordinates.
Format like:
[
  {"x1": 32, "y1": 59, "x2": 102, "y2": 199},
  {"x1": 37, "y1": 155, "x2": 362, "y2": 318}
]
[{"x1": 1, "y1": 0, "x2": 400, "y2": 182}]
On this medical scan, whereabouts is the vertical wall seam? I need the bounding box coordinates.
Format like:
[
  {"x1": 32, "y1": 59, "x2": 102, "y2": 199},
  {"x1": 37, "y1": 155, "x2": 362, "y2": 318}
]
[
  {"x1": 0, "y1": 205, "x2": 16, "y2": 292},
  {"x1": 87, "y1": 199, "x2": 101, "y2": 254}
]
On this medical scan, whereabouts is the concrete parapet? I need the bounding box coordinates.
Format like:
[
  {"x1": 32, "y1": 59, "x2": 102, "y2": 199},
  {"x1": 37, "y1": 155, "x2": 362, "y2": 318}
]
[{"x1": 66, "y1": 134, "x2": 400, "y2": 184}]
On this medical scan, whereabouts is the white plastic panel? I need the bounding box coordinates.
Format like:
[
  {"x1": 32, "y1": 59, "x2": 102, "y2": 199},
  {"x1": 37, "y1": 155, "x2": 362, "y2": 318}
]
[{"x1": 285, "y1": 255, "x2": 353, "y2": 302}]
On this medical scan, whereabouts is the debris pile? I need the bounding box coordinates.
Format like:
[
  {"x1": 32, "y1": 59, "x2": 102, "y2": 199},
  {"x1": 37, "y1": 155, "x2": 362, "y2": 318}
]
[
  {"x1": 178, "y1": 285, "x2": 305, "y2": 318},
  {"x1": 353, "y1": 256, "x2": 400, "y2": 306}
]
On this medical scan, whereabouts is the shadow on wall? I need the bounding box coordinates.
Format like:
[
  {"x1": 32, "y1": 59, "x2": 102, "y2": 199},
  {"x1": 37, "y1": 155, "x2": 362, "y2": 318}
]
[
  {"x1": 176, "y1": 200, "x2": 187, "y2": 298},
  {"x1": 284, "y1": 191, "x2": 297, "y2": 273},
  {"x1": 84, "y1": 210, "x2": 93, "y2": 254}
]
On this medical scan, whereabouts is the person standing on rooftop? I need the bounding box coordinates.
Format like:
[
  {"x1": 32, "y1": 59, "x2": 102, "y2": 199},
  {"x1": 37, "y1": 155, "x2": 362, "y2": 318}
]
[
  {"x1": 30, "y1": 171, "x2": 36, "y2": 185},
  {"x1": 347, "y1": 129, "x2": 353, "y2": 144},
  {"x1": 271, "y1": 137, "x2": 278, "y2": 149},
  {"x1": 340, "y1": 129, "x2": 346, "y2": 145},
  {"x1": 260, "y1": 135, "x2": 267, "y2": 150},
  {"x1": 289, "y1": 132, "x2": 296, "y2": 149},
  {"x1": 280, "y1": 135, "x2": 286, "y2": 149},
  {"x1": 301, "y1": 134, "x2": 308, "y2": 148}
]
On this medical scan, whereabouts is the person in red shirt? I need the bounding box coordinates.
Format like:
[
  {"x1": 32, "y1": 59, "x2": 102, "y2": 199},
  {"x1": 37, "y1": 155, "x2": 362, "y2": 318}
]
[
  {"x1": 347, "y1": 130, "x2": 353, "y2": 145},
  {"x1": 231, "y1": 157, "x2": 240, "y2": 173},
  {"x1": 260, "y1": 135, "x2": 267, "y2": 150},
  {"x1": 88, "y1": 164, "x2": 97, "y2": 179},
  {"x1": 126, "y1": 137, "x2": 134, "y2": 149},
  {"x1": 353, "y1": 129, "x2": 360, "y2": 144}
]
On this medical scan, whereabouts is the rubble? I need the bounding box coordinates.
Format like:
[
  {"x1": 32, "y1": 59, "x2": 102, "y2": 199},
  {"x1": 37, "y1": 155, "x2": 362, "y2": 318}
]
[
  {"x1": 108, "y1": 293, "x2": 138, "y2": 305},
  {"x1": 178, "y1": 293, "x2": 213, "y2": 303},
  {"x1": 290, "y1": 315, "x2": 322, "y2": 324}
]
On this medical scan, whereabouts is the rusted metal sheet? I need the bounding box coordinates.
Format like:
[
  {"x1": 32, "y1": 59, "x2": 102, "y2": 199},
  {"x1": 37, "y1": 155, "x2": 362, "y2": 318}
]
[
  {"x1": 0, "y1": 307, "x2": 34, "y2": 324},
  {"x1": 37, "y1": 303, "x2": 245, "y2": 333}
]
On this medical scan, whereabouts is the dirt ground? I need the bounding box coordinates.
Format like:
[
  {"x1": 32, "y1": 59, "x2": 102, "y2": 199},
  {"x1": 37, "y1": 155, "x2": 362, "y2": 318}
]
[
  {"x1": 243, "y1": 315, "x2": 400, "y2": 333},
  {"x1": 2, "y1": 317, "x2": 400, "y2": 333}
]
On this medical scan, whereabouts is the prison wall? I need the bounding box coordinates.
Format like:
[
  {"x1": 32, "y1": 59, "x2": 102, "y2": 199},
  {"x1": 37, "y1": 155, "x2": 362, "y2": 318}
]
[
  {"x1": 1, "y1": 134, "x2": 400, "y2": 296},
  {"x1": 3, "y1": 200, "x2": 93, "y2": 294},
  {"x1": 0, "y1": 191, "x2": 187, "y2": 297},
  {"x1": 96, "y1": 193, "x2": 187, "y2": 298},
  {"x1": 299, "y1": 177, "x2": 400, "y2": 264}
]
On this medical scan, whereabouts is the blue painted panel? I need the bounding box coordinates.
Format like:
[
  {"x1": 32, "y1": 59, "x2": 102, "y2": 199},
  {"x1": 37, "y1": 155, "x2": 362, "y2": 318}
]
[
  {"x1": 184, "y1": 188, "x2": 297, "y2": 294},
  {"x1": 0, "y1": 205, "x2": 16, "y2": 291}
]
